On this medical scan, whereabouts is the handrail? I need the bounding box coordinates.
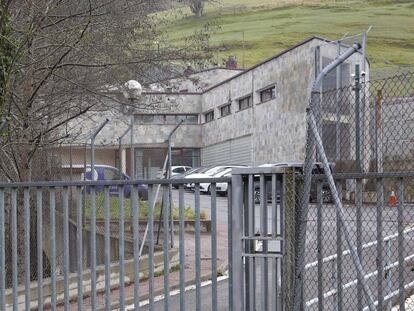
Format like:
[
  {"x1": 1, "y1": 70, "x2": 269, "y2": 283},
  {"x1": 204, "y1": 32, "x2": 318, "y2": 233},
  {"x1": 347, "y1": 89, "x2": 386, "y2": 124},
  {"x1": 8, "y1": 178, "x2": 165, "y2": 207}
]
[{"x1": 0, "y1": 177, "x2": 232, "y2": 188}]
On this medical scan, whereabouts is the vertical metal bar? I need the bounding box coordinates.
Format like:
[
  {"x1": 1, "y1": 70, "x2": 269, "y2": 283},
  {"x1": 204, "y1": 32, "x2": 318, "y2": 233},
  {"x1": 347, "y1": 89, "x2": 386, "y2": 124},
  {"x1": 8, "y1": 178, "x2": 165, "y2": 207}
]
[
  {"x1": 76, "y1": 187, "x2": 83, "y2": 311},
  {"x1": 397, "y1": 178, "x2": 405, "y2": 311},
  {"x1": 260, "y1": 174, "x2": 268, "y2": 311},
  {"x1": 281, "y1": 174, "x2": 286, "y2": 311},
  {"x1": 91, "y1": 186, "x2": 97, "y2": 310},
  {"x1": 243, "y1": 176, "x2": 249, "y2": 310},
  {"x1": 49, "y1": 189, "x2": 57, "y2": 310},
  {"x1": 355, "y1": 64, "x2": 361, "y2": 173},
  {"x1": 377, "y1": 178, "x2": 384, "y2": 310},
  {"x1": 195, "y1": 184, "x2": 201, "y2": 311},
  {"x1": 36, "y1": 189, "x2": 43, "y2": 310},
  {"x1": 104, "y1": 186, "x2": 111, "y2": 311},
  {"x1": 247, "y1": 174, "x2": 255, "y2": 311},
  {"x1": 148, "y1": 185, "x2": 155, "y2": 310},
  {"x1": 11, "y1": 189, "x2": 18, "y2": 311},
  {"x1": 63, "y1": 187, "x2": 69, "y2": 310},
  {"x1": 360, "y1": 33, "x2": 367, "y2": 169},
  {"x1": 24, "y1": 188, "x2": 30, "y2": 311},
  {"x1": 231, "y1": 174, "x2": 244, "y2": 311},
  {"x1": 179, "y1": 185, "x2": 186, "y2": 311},
  {"x1": 331, "y1": 259, "x2": 337, "y2": 310},
  {"x1": 336, "y1": 182, "x2": 343, "y2": 311},
  {"x1": 119, "y1": 186, "x2": 125, "y2": 311},
  {"x1": 356, "y1": 178, "x2": 363, "y2": 310},
  {"x1": 385, "y1": 239, "x2": 392, "y2": 311},
  {"x1": 272, "y1": 174, "x2": 279, "y2": 311},
  {"x1": 335, "y1": 41, "x2": 342, "y2": 161},
  {"x1": 163, "y1": 186, "x2": 170, "y2": 311},
  {"x1": 227, "y1": 182, "x2": 234, "y2": 311},
  {"x1": 132, "y1": 185, "x2": 140, "y2": 309},
  {"x1": 316, "y1": 181, "x2": 323, "y2": 311},
  {"x1": 293, "y1": 109, "x2": 316, "y2": 311},
  {"x1": 0, "y1": 189, "x2": 4, "y2": 311},
  {"x1": 211, "y1": 183, "x2": 218, "y2": 311}
]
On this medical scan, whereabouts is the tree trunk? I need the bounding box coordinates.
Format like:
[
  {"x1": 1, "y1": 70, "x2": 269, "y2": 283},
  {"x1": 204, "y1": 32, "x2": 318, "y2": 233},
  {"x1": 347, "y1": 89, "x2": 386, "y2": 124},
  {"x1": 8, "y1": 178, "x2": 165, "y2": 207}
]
[{"x1": 190, "y1": 0, "x2": 204, "y2": 18}]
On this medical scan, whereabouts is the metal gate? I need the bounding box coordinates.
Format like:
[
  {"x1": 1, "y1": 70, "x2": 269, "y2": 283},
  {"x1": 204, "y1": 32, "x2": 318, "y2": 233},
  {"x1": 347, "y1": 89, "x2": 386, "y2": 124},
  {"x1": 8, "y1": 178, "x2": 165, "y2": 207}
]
[
  {"x1": 293, "y1": 38, "x2": 414, "y2": 310},
  {"x1": 0, "y1": 177, "x2": 233, "y2": 310},
  {"x1": 230, "y1": 167, "x2": 289, "y2": 311}
]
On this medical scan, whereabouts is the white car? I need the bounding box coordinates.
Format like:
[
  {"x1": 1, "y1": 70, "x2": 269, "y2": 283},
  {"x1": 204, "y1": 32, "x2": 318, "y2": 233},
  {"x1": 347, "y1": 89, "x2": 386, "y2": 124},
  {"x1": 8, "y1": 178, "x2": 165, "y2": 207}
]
[
  {"x1": 171, "y1": 166, "x2": 192, "y2": 176},
  {"x1": 184, "y1": 165, "x2": 246, "y2": 191},
  {"x1": 216, "y1": 171, "x2": 232, "y2": 195},
  {"x1": 200, "y1": 168, "x2": 232, "y2": 194}
]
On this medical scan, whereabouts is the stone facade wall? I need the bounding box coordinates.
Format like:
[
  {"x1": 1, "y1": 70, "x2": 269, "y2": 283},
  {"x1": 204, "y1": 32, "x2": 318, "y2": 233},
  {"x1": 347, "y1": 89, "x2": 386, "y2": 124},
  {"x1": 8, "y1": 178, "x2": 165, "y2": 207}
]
[
  {"x1": 65, "y1": 37, "x2": 370, "y2": 167},
  {"x1": 201, "y1": 39, "x2": 318, "y2": 164}
]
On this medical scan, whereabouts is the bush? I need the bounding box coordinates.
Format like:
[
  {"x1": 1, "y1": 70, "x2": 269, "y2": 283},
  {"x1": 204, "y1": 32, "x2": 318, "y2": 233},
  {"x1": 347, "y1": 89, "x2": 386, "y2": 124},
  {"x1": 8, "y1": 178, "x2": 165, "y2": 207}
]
[{"x1": 84, "y1": 193, "x2": 206, "y2": 221}]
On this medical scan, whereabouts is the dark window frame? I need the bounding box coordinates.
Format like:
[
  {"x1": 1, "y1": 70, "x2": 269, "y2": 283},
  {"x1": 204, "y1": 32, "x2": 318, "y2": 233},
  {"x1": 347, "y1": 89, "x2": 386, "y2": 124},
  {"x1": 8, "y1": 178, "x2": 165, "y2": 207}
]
[
  {"x1": 238, "y1": 95, "x2": 252, "y2": 111},
  {"x1": 259, "y1": 86, "x2": 276, "y2": 103},
  {"x1": 135, "y1": 114, "x2": 199, "y2": 125},
  {"x1": 220, "y1": 103, "x2": 231, "y2": 117},
  {"x1": 204, "y1": 110, "x2": 214, "y2": 123}
]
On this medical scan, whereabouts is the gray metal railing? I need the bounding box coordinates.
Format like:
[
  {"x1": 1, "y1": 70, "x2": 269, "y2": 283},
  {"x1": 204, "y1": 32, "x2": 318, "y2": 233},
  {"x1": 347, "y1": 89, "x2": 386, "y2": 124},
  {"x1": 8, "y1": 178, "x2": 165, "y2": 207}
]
[
  {"x1": 0, "y1": 177, "x2": 232, "y2": 310},
  {"x1": 231, "y1": 167, "x2": 288, "y2": 311}
]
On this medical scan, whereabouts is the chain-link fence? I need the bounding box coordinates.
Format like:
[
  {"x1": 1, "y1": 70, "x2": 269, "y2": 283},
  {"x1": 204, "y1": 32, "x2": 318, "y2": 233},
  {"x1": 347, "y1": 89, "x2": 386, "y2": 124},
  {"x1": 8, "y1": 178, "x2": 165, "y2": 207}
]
[{"x1": 296, "y1": 71, "x2": 414, "y2": 310}]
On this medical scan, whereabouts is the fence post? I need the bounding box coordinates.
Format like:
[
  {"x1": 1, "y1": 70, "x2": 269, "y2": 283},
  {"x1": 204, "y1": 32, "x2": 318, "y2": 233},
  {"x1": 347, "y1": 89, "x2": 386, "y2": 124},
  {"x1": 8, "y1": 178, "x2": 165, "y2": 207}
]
[
  {"x1": 231, "y1": 173, "x2": 244, "y2": 311},
  {"x1": 284, "y1": 167, "x2": 297, "y2": 311}
]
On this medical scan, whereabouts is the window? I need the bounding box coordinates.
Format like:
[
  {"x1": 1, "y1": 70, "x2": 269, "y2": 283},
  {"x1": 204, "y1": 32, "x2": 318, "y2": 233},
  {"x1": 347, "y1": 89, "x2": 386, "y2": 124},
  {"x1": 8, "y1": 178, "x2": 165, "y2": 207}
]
[
  {"x1": 165, "y1": 115, "x2": 176, "y2": 124},
  {"x1": 204, "y1": 110, "x2": 214, "y2": 123},
  {"x1": 172, "y1": 167, "x2": 185, "y2": 174},
  {"x1": 260, "y1": 86, "x2": 276, "y2": 102},
  {"x1": 177, "y1": 114, "x2": 199, "y2": 124},
  {"x1": 141, "y1": 115, "x2": 154, "y2": 124},
  {"x1": 135, "y1": 114, "x2": 198, "y2": 125},
  {"x1": 184, "y1": 115, "x2": 198, "y2": 124},
  {"x1": 220, "y1": 104, "x2": 231, "y2": 117},
  {"x1": 238, "y1": 95, "x2": 252, "y2": 111}
]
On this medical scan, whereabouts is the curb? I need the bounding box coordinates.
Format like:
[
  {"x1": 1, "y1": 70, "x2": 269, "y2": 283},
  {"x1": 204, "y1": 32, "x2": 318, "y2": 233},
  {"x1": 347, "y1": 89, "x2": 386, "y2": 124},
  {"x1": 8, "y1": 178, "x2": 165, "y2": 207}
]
[{"x1": 97, "y1": 262, "x2": 228, "y2": 311}]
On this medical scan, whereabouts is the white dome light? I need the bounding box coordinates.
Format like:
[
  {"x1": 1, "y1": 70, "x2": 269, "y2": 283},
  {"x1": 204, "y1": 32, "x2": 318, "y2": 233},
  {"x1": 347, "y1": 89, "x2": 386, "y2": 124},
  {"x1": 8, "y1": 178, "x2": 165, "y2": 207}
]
[{"x1": 123, "y1": 80, "x2": 142, "y2": 99}]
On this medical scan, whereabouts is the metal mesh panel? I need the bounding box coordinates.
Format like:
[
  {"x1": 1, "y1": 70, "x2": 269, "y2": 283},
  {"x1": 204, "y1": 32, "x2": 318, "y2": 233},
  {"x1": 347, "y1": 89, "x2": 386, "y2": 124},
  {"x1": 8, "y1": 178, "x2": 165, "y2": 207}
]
[{"x1": 297, "y1": 71, "x2": 414, "y2": 310}]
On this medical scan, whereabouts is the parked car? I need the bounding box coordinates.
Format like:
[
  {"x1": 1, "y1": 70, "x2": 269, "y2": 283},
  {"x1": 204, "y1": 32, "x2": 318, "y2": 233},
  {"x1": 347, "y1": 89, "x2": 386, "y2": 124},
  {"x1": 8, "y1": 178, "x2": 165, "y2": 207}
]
[
  {"x1": 185, "y1": 165, "x2": 247, "y2": 191},
  {"x1": 171, "y1": 167, "x2": 206, "y2": 189},
  {"x1": 83, "y1": 165, "x2": 148, "y2": 200},
  {"x1": 200, "y1": 167, "x2": 233, "y2": 194},
  {"x1": 216, "y1": 170, "x2": 232, "y2": 196},
  {"x1": 171, "y1": 166, "x2": 192, "y2": 176},
  {"x1": 253, "y1": 162, "x2": 334, "y2": 204}
]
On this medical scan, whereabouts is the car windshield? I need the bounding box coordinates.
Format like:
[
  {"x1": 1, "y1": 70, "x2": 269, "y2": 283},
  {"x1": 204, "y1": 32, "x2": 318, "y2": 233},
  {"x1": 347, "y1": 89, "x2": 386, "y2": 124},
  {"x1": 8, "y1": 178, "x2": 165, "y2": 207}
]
[
  {"x1": 204, "y1": 166, "x2": 227, "y2": 176},
  {"x1": 214, "y1": 168, "x2": 232, "y2": 177},
  {"x1": 180, "y1": 167, "x2": 206, "y2": 177}
]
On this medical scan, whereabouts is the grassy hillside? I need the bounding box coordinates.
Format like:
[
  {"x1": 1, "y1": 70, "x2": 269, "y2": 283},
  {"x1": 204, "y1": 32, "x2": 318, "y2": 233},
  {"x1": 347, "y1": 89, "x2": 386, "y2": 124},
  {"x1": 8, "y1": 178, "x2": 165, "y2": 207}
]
[{"x1": 163, "y1": 0, "x2": 414, "y2": 74}]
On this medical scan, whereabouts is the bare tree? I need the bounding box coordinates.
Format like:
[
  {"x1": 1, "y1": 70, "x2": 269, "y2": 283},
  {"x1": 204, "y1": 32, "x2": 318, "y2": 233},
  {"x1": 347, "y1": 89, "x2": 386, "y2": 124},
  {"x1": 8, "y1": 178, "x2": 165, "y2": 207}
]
[
  {"x1": 1, "y1": 0, "x2": 213, "y2": 182},
  {"x1": 0, "y1": 0, "x2": 213, "y2": 284},
  {"x1": 183, "y1": 0, "x2": 216, "y2": 18}
]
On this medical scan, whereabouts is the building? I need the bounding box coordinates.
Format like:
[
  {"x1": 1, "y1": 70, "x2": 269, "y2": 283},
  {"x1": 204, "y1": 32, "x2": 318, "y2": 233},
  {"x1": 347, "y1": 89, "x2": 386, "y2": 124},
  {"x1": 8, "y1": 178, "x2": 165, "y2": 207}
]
[{"x1": 63, "y1": 36, "x2": 369, "y2": 179}]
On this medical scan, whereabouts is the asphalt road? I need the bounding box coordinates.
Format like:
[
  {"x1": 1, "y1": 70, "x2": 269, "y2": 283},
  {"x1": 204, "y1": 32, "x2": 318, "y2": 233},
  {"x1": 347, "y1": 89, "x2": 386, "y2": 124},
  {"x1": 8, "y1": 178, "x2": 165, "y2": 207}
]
[{"x1": 151, "y1": 189, "x2": 414, "y2": 310}]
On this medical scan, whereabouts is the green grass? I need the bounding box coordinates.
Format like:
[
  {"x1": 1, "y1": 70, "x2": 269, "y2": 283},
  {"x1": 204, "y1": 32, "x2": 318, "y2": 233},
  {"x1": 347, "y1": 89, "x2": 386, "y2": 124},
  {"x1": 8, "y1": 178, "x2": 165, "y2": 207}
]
[
  {"x1": 161, "y1": 0, "x2": 414, "y2": 72},
  {"x1": 84, "y1": 193, "x2": 207, "y2": 221}
]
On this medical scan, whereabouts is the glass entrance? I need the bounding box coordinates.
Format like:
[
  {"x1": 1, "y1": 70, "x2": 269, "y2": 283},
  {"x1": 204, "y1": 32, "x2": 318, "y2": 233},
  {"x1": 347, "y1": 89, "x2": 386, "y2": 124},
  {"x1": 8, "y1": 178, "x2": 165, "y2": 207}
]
[{"x1": 135, "y1": 148, "x2": 200, "y2": 179}]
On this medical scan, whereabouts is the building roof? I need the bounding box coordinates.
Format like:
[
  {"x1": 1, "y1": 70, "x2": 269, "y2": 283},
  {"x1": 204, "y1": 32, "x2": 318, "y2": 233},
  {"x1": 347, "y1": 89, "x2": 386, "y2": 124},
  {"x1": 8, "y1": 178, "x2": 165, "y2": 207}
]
[
  {"x1": 141, "y1": 35, "x2": 368, "y2": 96},
  {"x1": 148, "y1": 66, "x2": 244, "y2": 85},
  {"x1": 203, "y1": 36, "x2": 328, "y2": 93}
]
